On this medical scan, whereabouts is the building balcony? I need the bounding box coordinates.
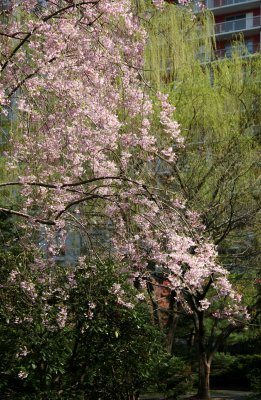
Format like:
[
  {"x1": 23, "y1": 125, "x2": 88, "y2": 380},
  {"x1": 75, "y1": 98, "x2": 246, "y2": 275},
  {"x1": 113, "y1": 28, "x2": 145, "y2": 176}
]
[
  {"x1": 215, "y1": 42, "x2": 260, "y2": 58},
  {"x1": 214, "y1": 15, "x2": 261, "y2": 39},
  {"x1": 197, "y1": 42, "x2": 260, "y2": 63},
  {"x1": 206, "y1": 0, "x2": 261, "y2": 15}
]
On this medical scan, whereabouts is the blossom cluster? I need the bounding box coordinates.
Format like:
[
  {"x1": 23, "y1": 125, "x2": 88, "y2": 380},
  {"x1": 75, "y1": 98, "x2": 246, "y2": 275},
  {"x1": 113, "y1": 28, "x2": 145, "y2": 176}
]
[{"x1": 0, "y1": 0, "x2": 246, "y2": 327}]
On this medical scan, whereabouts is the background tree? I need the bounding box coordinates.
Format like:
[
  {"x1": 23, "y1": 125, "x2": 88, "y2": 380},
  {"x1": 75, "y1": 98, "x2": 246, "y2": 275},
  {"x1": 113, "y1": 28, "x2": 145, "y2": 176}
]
[{"x1": 142, "y1": 3, "x2": 260, "y2": 398}]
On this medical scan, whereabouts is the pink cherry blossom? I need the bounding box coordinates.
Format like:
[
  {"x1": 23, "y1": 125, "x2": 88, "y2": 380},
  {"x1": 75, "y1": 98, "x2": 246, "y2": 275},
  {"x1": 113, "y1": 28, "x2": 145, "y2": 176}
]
[{"x1": 0, "y1": 0, "x2": 246, "y2": 326}]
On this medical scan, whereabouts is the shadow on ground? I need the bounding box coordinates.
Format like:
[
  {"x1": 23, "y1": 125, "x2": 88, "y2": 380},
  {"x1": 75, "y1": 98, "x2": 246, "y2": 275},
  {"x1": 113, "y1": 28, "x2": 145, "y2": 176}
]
[{"x1": 140, "y1": 390, "x2": 253, "y2": 400}]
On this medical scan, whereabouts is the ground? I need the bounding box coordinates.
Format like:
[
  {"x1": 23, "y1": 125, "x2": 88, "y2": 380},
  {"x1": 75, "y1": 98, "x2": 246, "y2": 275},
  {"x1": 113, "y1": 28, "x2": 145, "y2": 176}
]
[{"x1": 140, "y1": 390, "x2": 253, "y2": 400}]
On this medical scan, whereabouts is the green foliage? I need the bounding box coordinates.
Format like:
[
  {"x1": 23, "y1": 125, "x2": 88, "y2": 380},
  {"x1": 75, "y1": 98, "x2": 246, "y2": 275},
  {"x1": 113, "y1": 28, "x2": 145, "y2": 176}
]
[
  {"x1": 143, "y1": 5, "x2": 214, "y2": 86},
  {"x1": 1, "y1": 247, "x2": 187, "y2": 399},
  {"x1": 143, "y1": 3, "x2": 261, "y2": 247},
  {"x1": 249, "y1": 373, "x2": 261, "y2": 400},
  {"x1": 65, "y1": 263, "x2": 162, "y2": 400},
  {"x1": 142, "y1": 6, "x2": 261, "y2": 397},
  {"x1": 148, "y1": 354, "x2": 195, "y2": 397},
  {"x1": 0, "y1": 212, "x2": 22, "y2": 252},
  {"x1": 211, "y1": 353, "x2": 261, "y2": 390}
]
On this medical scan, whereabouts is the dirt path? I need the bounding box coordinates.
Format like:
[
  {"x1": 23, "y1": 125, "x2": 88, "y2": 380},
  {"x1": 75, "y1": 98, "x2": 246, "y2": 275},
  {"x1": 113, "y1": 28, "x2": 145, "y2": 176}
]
[{"x1": 210, "y1": 390, "x2": 253, "y2": 400}]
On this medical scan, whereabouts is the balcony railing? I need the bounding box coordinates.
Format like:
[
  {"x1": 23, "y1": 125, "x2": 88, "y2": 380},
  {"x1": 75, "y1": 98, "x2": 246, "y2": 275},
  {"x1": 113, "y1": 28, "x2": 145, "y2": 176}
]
[
  {"x1": 207, "y1": 0, "x2": 259, "y2": 9},
  {"x1": 215, "y1": 42, "x2": 260, "y2": 58},
  {"x1": 215, "y1": 15, "x2": 260, "y2": 35},
  {"x1": 197, "y1": 42, "x2": 260, "y2": 62}
]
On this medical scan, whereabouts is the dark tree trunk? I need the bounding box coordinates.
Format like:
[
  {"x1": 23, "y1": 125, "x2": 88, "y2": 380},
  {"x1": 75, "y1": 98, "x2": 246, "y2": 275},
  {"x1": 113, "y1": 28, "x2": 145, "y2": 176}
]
[
  {"x1": 195, "y1": 310, "x2": 213, "y2": 400},
  {"x1": 197, "y1": 351, "x2": 211, "y2": 400},
  {"x1": 146, "y1": 280, "x2": 160, "y2": 326},
  {"x1": 166, "y1": 289, "x2": 179, "y2": 354}
]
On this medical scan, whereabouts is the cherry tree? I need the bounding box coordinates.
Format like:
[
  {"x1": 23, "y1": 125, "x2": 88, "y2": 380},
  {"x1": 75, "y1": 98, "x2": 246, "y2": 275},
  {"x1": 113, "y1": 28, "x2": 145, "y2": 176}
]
[
  {"x1": 1, "y1": 0, "x2": 190, "y2": 273},
  {"x1": 0, "y1": 1, "x2": 249, "y2": 398}
]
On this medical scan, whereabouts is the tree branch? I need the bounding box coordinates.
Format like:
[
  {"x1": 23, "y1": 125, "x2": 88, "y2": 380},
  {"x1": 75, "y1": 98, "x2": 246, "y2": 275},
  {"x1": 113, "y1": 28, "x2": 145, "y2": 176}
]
[
  {"x1": 0, "y1": 207, "x2": 55, "y2": 225},
  {"x1": 1, "y1": 1, "x2": 100, "y2": 72}
]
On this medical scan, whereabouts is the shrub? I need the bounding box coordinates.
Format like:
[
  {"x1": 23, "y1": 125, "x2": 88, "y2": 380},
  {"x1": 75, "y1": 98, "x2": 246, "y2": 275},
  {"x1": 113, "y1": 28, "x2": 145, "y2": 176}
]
[
  {"x1": 148, "y1": 354, "x2": 195, "y2": 398},
  {"x1": 211, "y1": 353, "x2": 261, "y2": 390},
  {"x1": 0, "y1": 252, "x2": 165, "y2": 399}
]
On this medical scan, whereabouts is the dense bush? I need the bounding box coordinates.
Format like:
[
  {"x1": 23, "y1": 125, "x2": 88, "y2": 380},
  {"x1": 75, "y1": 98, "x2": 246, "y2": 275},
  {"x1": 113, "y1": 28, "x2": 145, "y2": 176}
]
[
  {"x1": 148, "y1": 354, "x2": 195, "y2": 398},
  {"x1": 211, "y1": 353, "x2": 261, "y2": 390},
  {"x1": 249, "y1": 372, "x2": 261, "y2": 400},
  {"x1": 0, "y1": 251, "x2": 158, "y2": 398},
  {"x1": 0, "y1": 246, "x2": 194, "y2": 399}
]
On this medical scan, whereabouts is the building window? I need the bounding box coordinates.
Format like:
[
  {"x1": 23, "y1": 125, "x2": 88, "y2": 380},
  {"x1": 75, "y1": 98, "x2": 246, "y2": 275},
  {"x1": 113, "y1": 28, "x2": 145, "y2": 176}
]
[
  {"x1": 225, "y1": 14, "x2": 246, "y2": 32},
  {"x1": 224, "y1": 43, "x2": 232, "y2": 57},
  {"x1": 246, "y1": 40, "x2": 254, "y2": 54},
  {"x1": 0, "y1": 0, "x2": 11, "y2": 11}
]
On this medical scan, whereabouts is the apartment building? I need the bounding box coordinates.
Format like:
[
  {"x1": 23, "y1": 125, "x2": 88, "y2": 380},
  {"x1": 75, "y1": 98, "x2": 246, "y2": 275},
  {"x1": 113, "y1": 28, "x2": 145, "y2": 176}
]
[{"x1": 205, "y1": 0, "x2": 260, "y2": 58}]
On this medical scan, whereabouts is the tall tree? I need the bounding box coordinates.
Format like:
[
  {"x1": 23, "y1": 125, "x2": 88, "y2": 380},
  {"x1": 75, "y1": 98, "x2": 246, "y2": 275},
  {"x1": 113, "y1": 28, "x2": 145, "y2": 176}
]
[
  {"x1": 0, "y1": 2, "x2": 251, "y2": 398},
  {"x1": 143, "y1": 3, "x2": 260, "y2": 398}
]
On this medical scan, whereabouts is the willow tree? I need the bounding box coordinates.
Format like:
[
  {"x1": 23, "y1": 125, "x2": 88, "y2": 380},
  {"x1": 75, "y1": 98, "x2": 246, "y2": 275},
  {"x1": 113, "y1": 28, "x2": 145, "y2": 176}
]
[
  {"x1": 143, "y1": 3, "x2": 260, "y2": 239},
  {"x1": 142, "y1": 2, "x2": 261, "y2": 399}
]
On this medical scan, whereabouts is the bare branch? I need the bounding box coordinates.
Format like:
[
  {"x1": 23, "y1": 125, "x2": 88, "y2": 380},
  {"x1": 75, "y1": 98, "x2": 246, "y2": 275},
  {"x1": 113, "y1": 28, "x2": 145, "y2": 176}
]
[{"x1": 0, "y1": 207, "x2": 55, "y2": 225}]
